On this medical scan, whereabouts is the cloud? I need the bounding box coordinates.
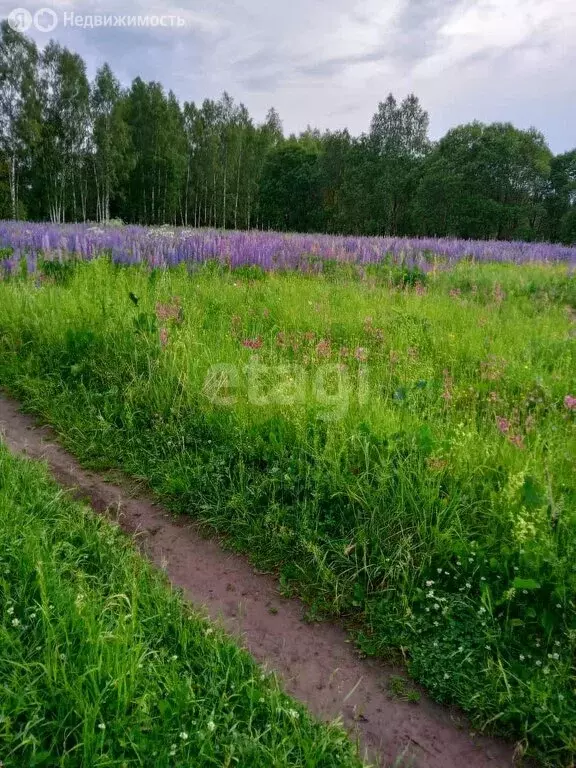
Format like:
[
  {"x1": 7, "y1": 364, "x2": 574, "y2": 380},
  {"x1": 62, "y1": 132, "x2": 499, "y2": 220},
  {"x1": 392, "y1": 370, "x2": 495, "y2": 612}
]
[{"x1": 0, "y1": 0, "x2": 574, "y2": 151}]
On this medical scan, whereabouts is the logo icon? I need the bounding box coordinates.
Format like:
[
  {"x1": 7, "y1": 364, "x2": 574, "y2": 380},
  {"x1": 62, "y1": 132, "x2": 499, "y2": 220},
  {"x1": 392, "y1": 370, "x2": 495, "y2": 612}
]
[
  {"x1": 34, "y1": 7, "x2": 58, "y2": 32},
  {"x1": 7, "y1": 7, "x2": 33, "y2": 32}
]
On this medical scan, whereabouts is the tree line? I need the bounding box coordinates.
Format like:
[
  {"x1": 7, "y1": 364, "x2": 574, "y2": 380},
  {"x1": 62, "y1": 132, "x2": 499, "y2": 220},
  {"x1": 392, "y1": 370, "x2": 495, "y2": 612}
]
[{"x1": 1, "y1": 21, "x2": 575, "y2": 243}]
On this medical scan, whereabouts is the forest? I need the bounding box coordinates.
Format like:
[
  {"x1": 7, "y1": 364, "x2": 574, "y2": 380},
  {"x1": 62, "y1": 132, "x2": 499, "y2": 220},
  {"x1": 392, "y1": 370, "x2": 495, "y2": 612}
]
[{"x1": 1, "y1": 20, "x2": 575, "y2": 243}]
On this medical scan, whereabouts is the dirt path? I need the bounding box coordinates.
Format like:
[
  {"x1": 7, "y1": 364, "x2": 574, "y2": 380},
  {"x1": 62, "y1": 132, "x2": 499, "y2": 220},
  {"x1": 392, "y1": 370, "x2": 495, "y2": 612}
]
[{"x1": 0, "y1": 394, "x2": 515, "y2": 768}]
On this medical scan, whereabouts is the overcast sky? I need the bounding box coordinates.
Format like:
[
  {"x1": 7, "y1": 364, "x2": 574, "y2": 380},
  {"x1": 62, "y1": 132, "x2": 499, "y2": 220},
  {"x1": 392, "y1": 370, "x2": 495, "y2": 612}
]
[{"x1": 3, "y1": 0, "x2": 576, "y2": 153}]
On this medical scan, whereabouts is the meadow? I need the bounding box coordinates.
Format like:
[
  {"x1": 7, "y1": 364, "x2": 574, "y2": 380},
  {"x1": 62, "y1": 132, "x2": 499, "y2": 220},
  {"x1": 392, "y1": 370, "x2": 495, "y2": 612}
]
[
  {"x1": 0, "y1": 443, "x2": 360, "y2": 767},
  {"x1": 0, "y1": 224, "x2": 575, "y2": 763}
]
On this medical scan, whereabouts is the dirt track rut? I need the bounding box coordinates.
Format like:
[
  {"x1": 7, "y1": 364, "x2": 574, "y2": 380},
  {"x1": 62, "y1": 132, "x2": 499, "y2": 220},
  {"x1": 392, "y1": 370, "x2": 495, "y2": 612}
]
[{"x1": 0, "y1": 394, "x2": 515, "y2": 768}]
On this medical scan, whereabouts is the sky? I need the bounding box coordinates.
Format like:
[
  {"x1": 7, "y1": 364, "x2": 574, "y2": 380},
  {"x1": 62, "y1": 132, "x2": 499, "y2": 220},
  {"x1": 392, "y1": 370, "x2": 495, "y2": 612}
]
[{"x1": 2, "y1": 0, "x2": 576, "y2": 153}]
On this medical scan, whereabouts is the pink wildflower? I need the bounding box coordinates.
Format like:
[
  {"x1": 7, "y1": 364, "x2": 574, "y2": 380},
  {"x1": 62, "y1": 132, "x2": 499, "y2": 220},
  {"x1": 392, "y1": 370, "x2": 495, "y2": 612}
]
[
  {"x1": 414, "y1": 282, "x2": 427, "y2": 296},
  {"x1": 242, "y1": 337, "x2": 263, "y2": 350},
  {"x1": 497, "y1": 418, "x2": 510, "y2": 434},
  {"x1": 564, "y1": 395, "x2": 576, "y2": 411}
]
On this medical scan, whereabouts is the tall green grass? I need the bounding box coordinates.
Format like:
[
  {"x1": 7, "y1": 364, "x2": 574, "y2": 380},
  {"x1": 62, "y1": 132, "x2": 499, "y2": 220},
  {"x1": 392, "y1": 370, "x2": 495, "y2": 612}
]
[
  {"x1": 0, "y1": 257, "x2": 575, "y2": 762},
  {"x1": 0, "y1": 443, "x2": 362, "y2": 767}
]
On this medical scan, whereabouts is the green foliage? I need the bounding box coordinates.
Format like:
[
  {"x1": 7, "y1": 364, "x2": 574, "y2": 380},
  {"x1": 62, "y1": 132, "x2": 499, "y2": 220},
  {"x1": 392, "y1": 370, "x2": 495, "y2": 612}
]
[
  {"x1": 2, "y1": 21, "x2": 575, "y2": 240},
  {"x1": 412, "y1": 122, "x2": 554, "y2": 240},
  {"x1": 0, "y1": 443, "x2": 361, "y2": 767},
  {"x1": 0, "y1": 257, "x2": 575, "y2": 763}
]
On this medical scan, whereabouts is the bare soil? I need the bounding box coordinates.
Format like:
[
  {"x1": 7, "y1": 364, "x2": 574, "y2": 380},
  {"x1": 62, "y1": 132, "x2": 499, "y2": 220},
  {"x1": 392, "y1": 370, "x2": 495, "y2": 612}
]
[{"x1": 0, "y1": 393, "x2": 515, "y2": 768}]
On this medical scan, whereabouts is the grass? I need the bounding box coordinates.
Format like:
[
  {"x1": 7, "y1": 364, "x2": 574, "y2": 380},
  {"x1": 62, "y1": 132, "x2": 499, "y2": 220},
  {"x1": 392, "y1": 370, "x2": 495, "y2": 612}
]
[
  {"x1": 0, "y1": 256, "x2": 575, "y2": 763},
  {"x1": 0, "y1": 443, "x2": 363, "y2": 767}
]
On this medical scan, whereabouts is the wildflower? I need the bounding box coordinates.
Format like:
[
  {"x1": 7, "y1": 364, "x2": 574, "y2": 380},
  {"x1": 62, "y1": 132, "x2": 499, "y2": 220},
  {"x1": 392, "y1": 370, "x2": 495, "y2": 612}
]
[
  {"x1": 171, "y1": 655, "x2": 178, "y2": 661},
  {"x1": 98, "y1": 723, "x2": 106, "y2": 730},
  {"x1": 155, "y1": 299, "x2": 183, "y2": 324},
  {"x1": 509, "y1": 434, "x2": 525, "y2": 449},
  {"x1": 519, "y1": 655, "x2": 525, "y2": 661},
  {"x1": 444, "y1": 673, "x2": 450, "y2": 680},
  {"x1": 7, "y1": 607, "x2": 14, "y2": 615},
  {"x1": 493, "y1": 283, "x2": 506, "y2": 303},
  {"x1": 207, "y1": 720, "x2": 216, "y2": 732},
  {"x1": 543, "y1": 667, "x2": 550, "y2": 675},
  {"x1": 179, "y1": 732, "x2": 188, "y2": 740},
  {"x1": 564, "y1": 395, "x2": 576, "y2": 411},
  {"x1": 497, "y1": 417, "x2": 510, "y2": 434},
  {"x1": 433, "y1": 604, "x2": 440, "y2": 611},
  {"x1": 169, "y1": 744, "x2": 177, "y2": 755},
  {"x1": 287, "y1": 709, "x2": 299, "y2": 719},
  {"x1": 242, "y1": 337, "x2": 263, "y2": 350},
  {"x1": 315, "y1": 339, "x2": 331, "y2": 358},
  {"x1": 437, "y1": 568, "x2": 443, "y2": 574},
  {"x1": 159, "y1": 327, "x2": 169, "y2": 348},
  {"x1": 549, "y1": 653, "x2": 560, "y2": 661},
  {"x1": 425, "y1": 580, "x2": 435, "y2": 587},
  {"x1": 536, "y1": 660, "x2": 542, "y2": 666},
  {"x1": 354, "y1": 347, "x2": 368, "y2": 362},
  {"x1": 205, "y1": 627, "x2": 214, "y2": 636},
  {"x1": 11, "y1": 618, "x2": 20, "y2": 627}
]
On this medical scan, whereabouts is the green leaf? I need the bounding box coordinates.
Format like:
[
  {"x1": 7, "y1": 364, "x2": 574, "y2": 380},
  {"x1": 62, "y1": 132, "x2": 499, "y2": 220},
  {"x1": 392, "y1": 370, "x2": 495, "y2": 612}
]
[{"x1": 512, "y1": 578, "x2": 540, "y2": 591}]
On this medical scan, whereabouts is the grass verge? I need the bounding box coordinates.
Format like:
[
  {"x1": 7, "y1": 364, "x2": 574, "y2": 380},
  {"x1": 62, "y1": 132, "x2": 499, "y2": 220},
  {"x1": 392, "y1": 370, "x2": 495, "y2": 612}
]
[
  {"x1": 0, "y1": 256, "x2": 575, "y2": 763},
  {"x1": 0, "y1": 443, "x2": 362, "y2": 767}
]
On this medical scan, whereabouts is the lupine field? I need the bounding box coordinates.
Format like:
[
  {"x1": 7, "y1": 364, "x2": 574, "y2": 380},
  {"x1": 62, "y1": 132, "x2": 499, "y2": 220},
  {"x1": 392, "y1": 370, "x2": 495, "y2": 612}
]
[
  {"x1": 0, "y1": 222, "x2": 575, "y2": 765},
  {"x1": 1, "y1": 221, "x2": 576, "y2": 272}
]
